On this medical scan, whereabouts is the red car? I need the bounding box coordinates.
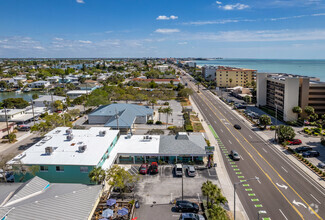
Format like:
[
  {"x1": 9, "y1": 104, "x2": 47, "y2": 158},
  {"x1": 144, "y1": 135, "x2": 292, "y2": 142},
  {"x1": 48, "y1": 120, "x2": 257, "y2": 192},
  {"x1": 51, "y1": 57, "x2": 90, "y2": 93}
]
[
  {"x1": 139, "y1": 164, "x2": 149, "y2": 175},
  {"x1": 149, "y1": 162, "x2": 158, "y2": 174},
  {"x1": 288, "y1": 139, "x2": 302, "y2": 145}
]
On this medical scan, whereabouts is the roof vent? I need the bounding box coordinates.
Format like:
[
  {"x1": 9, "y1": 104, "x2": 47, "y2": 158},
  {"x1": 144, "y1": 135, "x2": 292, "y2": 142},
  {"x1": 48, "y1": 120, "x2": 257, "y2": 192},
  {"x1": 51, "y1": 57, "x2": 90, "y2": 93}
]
[
  {"x1": 66, "y1": 129, "x2": 72, "y2": 135},
  {"x1": 126, "y1": 132, "x2": 132, "y2": 139},
  {"x1": 142, "y1": 135, "x2": 152, "y2": 142},
  {"x1": 78, "y1": 144, "x2": 87, "y2": 153},
  {"x1": 176, "y1": 132, "x2": 189, "y2": 140},
  {"x1": 67, "y1": 134, "x2": 74, "y2": 141},
  {"x1": 45, "y1": 146, "x2": 54, "y2": 155},
  {"x1": 99, "y1": 130, "x2": 106, "y2": 136}
]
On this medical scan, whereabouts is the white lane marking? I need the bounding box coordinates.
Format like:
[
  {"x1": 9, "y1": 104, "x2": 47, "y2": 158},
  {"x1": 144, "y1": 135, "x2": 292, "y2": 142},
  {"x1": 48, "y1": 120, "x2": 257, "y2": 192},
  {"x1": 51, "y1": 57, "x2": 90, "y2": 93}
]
[
  {"x1": 279, "y1": 209, "x2": 288, "y2": 220},
  {"x1": 197, "y1": 193, "x2": 201, "y2": 203},
  {"x1": 249, "y1": 135, "x2": 252, "y2": 139},
  {"x1": 229, "y1": 140, "x2": 232, "y2": 144},
  {"x1": 205, "y1": 108, "x2": 208, "y2": 111},
  {"x1": 219, "y1": 106, "x2": 221, "y2": 108},
  {"x1": 209, "y1": 114, "x2": 212, "y2": 117},
  {"x1": 220, "y1": 129, "x2": 224, "y2": 133},
  {"x1": 224, "y1": 111, "x2": 227, "y2": 114},
  {"x1": 256, "y1": 176, "x2": 261, "y2": 184},
  {"x1": 241, "y1": 155, "x2": 244, "y2": 160},
  {"x1": 293, "y1": 200, "x2": 307, "y2": 208},
  {"x1": 310, "y1": 194, "x2": 321, "y2": 204},
  {"x1": 276, "y1": 183, "x2": 288, "y2": 190},
  {"x1": 230, "y1": 118, "x2": 233, "y2": 120},
  {"x1": 281, "y1": 166, "x2": 288, "y2": 173},
  {"x1": 214, "y1": 121, "x2": 217, "y2": 124},
  {"x1": 262, "y1": 148, "x2": 268, "y2": 153}
]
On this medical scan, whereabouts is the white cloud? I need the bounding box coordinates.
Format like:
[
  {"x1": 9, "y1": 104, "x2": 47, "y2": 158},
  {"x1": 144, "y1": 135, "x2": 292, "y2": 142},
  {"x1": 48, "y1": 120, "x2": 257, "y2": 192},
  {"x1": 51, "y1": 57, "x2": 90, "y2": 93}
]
[
  {"x1": 178, "y1": 42, "x2": 188, "y2": 45},
  {"x1": 76, "y1": 0, "x2": 85, "y2": 3},
  {"x1": 216, "y1": 1, "x2": 222, "y2": 4},
  {"x1": 219, "y1": 3, "x2": 249, "y2": 10},
  {"x1": 155, "y1": 29, "x2": 180, "y2": 34},
  {"x1": 79, "y1": 40, "x2": 92, "y2": 44},
  {"x1": 53, "y1": 37, "x2": 63, "y2": 41},
  {"x1": 156, "y1": 15, "x2": 178, "y2": 20}
]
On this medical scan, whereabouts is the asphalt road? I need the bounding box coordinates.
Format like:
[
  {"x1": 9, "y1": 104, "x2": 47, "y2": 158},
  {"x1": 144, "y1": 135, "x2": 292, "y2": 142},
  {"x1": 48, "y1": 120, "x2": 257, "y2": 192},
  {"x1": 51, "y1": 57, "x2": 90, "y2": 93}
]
[{"x1": 180, "y1": 72, "x2": 325, "y2": 220}]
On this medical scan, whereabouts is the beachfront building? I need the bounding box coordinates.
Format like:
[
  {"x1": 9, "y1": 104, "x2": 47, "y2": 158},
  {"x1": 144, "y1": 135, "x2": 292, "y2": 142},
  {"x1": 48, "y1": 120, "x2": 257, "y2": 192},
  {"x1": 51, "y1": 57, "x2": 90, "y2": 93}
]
[
  {"x1": 0, "y1": 176, "x2": 101, "y2": 220},
  {"x1": 184, "y1": 61, "x2": 196, "y2": 68},
  {"x1": 216, "y1": 66, "x2": 256, "y2": 88},
  {"x1": 202, "y1": 65, "x2": 217, "y2": 81},
  {"x1": 257, "y1": 73, "x2": 325, "y2": 121},
  {"x1": 9, "y1": 127, "x2": 120, "y2": 184},
  {"x1": 102, "y1": 132, "x2": 207, "y2": 168},
  {"x1": 33, "y1": 95, "x2": 66, "y2": 108},
  {"x1": 88, "y1": 103, "x2": 153, "y2": 134}
]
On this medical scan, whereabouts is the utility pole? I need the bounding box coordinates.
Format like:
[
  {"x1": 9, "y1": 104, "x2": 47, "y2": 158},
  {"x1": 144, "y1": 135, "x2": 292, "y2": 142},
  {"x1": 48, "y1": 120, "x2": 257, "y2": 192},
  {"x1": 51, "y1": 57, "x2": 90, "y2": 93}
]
[
  {"x1": 4, "y1": 107, "x2": 10, "y2": 143},
  {"x1": 274, "y1": 104, "x2": 278, "y2": 142},
  {"x1": 182, "y1": 164, "x2": 184, "y2": 201},
  {"x1": 51, "y1": 92, "x2": 54, "y2": 113},
  {"x1": 31, "y1": 99, "x2": 36, "y2": 126}
]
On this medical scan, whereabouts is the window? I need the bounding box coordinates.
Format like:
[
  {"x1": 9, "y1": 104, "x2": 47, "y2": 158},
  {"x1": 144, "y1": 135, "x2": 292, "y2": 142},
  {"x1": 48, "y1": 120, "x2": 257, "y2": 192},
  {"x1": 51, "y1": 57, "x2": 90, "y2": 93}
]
[
  {"x1": 56, "y1": 166, "x2": 64, "y2": 172},
  {"x1": 40, "y1": 166, "x2": 48, "y2": 172},
  {"x1": 80, "y1": 167, "x2": 88, "y2": 173}
]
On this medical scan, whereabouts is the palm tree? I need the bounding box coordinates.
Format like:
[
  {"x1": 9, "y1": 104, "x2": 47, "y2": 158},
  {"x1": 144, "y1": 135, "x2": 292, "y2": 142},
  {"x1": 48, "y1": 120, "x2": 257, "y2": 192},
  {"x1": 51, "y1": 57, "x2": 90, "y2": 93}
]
[
  {"x1": 163, "y1": 107, "x2": 173, "y2": 127},
  {"x1": 158, "y1": 107, "x2": 163, "y2": 121},
  {"x1": 195, "y1": 82, "x2": 200, "y2": 92},
  {"x1": 89, "y1": 167, "x2": 106, "y2": 184},
  {"x1": 201, "y1": 180, "x2": 214, "y2": 207},
  {"x1": 149, "y1": 98, "x2": 157, "y2": 109},
  {"x1": 208, "y1": 204, "x2": 228, "y2": 220}
]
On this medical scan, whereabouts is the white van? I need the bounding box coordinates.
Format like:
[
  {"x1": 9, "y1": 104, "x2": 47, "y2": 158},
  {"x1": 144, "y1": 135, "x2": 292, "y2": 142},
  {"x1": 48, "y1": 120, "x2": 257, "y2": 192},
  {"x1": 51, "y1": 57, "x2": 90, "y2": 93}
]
[{"x1": 175, "y1": 164, "x2": 183, "y2": 176}]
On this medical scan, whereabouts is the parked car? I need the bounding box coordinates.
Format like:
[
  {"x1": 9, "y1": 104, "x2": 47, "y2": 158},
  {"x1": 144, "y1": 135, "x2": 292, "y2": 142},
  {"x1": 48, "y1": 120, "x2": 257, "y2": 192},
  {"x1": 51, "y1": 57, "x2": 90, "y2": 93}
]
[
  {"x1": 231, "y1": 150, "x2": 241, "y2": 161},
  {"x1": 318, "y1": 162, "x2": 325, "y2": 169},
  {"x1": 175, "y1": 164, "x2": 183, "y2": 177},
  {"x1": 5, "y1": 172, "x2": 14, "y2": 182},
  {"x1": 295, "y1": 146, "x2": 312, "y2": 153},
  {"x1": 139, "y1": 164, "x2": 149, "y2": 175},
  {"x1": 187, "y1": 166, "x2": 196, "y2": 177},
  {"x1": 288, "y1": 139, "x2": 302, "y2": 145},
  {"x1": 302, "y1": 151, "x2": 320, "y2": 158},
  {"x1": 149, "y1": 162, "x2": 158, "y2": 174},
  {"x1": 175, "y1": 200, "x2": 199, "y2": 213},
  {"x1": 17, "y1": 125, "x2": 31, "y2": 131},
  {"x1": 234, "y1": 124, "x2": 241, "y2": 130},
  {"x1": 179, "y1": 213, "x2": 205, "y2": 220}
]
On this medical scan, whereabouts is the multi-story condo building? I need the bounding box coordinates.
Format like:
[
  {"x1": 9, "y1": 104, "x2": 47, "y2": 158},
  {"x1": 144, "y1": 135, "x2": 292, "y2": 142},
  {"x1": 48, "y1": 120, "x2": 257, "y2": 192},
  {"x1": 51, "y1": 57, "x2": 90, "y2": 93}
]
[
  {"x1": 216, "y1": 66, "x2": 257, "y2": 88},
  {"x1": 201, "y1": 65, "x2": 217, "y2": 81},
  {"x1": 257, "y1": 73, "x2": 325, "y2": 121}
]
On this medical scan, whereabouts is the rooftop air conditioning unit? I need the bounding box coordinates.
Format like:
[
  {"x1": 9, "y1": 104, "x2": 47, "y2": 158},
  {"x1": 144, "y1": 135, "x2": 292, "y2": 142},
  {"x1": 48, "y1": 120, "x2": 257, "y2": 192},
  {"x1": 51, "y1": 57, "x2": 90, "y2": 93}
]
[
  {"x1": 127, "y1": 133, "x2": 132, "y2": 139},
  {"x1": 45, "y1": 146, "x2": 53, "y2": 155},
  {"x1": 66, "y1": 129, "x2": 72, "y2": 135},
  {"x1": 67, "y1": 134, "x2": 74, "y2": 141},
  {"x1": 99, "y1": 130, "x2": 106, "y2": 136},
  {"x1": 78, "y1": 145, "x2": 87, "y2": 153}
]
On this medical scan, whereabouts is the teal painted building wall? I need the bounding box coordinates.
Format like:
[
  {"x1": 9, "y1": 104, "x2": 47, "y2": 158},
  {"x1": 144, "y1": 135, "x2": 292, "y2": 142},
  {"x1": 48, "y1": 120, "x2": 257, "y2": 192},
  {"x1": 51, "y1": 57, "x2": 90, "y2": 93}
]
[{"x1": 14, "y1": 134, "x2": 120, "y2": 184}]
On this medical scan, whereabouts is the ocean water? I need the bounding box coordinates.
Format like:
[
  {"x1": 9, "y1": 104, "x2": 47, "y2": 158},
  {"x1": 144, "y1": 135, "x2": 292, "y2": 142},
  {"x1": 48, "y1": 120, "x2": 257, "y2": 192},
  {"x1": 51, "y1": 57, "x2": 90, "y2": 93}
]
[{"x1": 195, "y1": 59, "x2": 325, "y2": 81}]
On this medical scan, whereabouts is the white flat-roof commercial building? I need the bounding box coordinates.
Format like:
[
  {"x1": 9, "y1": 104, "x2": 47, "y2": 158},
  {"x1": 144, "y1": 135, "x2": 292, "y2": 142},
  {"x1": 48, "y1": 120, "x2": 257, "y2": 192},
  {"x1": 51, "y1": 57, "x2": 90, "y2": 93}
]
[
  {"x1": 33, "y1": 95, "x2": 66, "y2": 108},
  {"x1": 67, "y1": 90, "x2": 90, "y2": 99},
  {"x1": 10, "y1": 127, "x2": 120, "y2": 184}
]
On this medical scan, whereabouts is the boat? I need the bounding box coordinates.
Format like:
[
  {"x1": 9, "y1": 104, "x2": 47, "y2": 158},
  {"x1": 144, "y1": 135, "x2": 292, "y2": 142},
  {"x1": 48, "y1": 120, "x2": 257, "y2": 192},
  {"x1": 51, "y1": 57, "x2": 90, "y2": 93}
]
[
  {"x1": 15, "y1": 89, "x2": 22, "y2": 93},
  {"x1": 23, "y1": 88, "x2": 32, "y2": 92}
]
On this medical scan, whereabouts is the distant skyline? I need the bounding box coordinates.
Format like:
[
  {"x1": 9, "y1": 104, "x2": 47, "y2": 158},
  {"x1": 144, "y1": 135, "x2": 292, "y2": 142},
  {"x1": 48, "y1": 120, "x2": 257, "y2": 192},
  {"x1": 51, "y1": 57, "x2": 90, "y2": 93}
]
[{"x1": 1, "y1": 0, "x2": 325, "y2": 58}]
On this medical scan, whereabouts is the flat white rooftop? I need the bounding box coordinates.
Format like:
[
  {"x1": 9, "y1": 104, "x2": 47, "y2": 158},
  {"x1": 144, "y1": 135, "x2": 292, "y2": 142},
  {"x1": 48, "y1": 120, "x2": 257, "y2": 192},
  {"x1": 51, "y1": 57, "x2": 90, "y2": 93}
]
[
  {"x1": 15, "y1": 127, "x2": 119, "y2": 166},
  {"x1": 116, "y1": 135, "x2": 160, "y2": 155}
]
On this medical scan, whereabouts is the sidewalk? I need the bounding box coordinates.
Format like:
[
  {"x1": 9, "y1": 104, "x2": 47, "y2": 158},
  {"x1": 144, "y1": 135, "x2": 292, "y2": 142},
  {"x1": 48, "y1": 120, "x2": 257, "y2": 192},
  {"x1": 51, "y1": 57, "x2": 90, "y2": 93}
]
[
  {"x1": 208, "y1": 91, "x2": 325, "y2": 189},
  {"x1": 189, "y1": 96, "x2": 248, "y2": 220}
]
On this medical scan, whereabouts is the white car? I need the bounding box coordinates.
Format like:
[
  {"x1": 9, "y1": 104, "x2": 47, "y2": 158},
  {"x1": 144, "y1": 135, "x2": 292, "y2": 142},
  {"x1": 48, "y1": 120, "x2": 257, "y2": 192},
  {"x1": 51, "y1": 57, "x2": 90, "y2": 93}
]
[
  {"x1": 175, "y1": 164, "x2": 183, "y2": 177},
  {"x1": 187, "y1": 166, "x2": 196, "y2": 177}
]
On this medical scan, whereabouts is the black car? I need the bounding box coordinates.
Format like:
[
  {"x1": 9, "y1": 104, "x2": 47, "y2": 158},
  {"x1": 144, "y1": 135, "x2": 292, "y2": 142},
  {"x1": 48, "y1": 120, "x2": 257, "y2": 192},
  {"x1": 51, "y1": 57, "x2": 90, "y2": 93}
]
[
  {"x1": 175, "y1": 200, "x2": 199, "y2": 213},
  {"x1": 302, "y1": 151, "x2": 320, "y2": 158},
  {"x1": 234, "y1": 124, "x2": 241, "y2": 130},
  {"x1": 295, "y1": 146, "x2": 312, "y2": 153}
]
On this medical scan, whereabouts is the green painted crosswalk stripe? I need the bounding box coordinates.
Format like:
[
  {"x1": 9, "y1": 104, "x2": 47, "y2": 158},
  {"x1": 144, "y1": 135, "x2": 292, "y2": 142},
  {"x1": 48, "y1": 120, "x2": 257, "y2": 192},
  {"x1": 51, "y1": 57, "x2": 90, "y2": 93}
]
[
  {"x1": 240, "y1": 180, "x2": 246, "y2": 182},
  {"x1": 238, "y1": 176, "x2": 244, "y2": 178},
  {"x1": 236, "y1": 172, "x2": 242, "y2": 174},
  {"x1": 228, "y1": 159, "x2": 232, "y2": 161},
  {"x1": 230, "y1": 162, "x2": 235, "y2": 164},
  {"x1": 262, "y1": 218, "x2": 270, "y2": 220},
  {"x1": 243, "y1": 184, "x2": 249, "y2": 187},
  {"x1": 248, "y1": 193, "x2": 255, "y2": 196},
  {"x1": 251, "y1": 199, "x2": 259, "y2": 202},
  {"x1": 234, "y1": 169, "x2": 240, "y2": 171},
  {"x1": 231, "y1": 165, "x2": 237, "y2": 167},
  {"x1": 245, "y1": 188, "x2": 252, "y2": 191},
  {"x1": 255, "y1": 204, "x2": 263, "y2": 208},
  {"x1": 208, "y1": 125, "x2": 219, "y2": 139}
]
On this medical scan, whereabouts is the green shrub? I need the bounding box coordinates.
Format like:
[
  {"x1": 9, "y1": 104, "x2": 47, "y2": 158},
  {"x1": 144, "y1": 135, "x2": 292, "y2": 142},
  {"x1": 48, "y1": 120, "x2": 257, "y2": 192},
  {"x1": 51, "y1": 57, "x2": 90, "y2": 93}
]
[
  {"x1": 321, "y1": 137, "x2": 325, "y2": 146},
  {"x1": 270, "y1": 125, "x2": 276, "y2": 130},
  {"x1": 163, "y1": 102, "x2": 169, "y2": 106},
  {"x1": 147, "y1": 120, "x2": 154, "y2": 124},
  {"x1": 313, "y1": 133, "x2": 319, "y2": 136},
  {"x1": 155, "y1": 121, "x2": 162, "y2": 125},
  {"x1": 167, "y1": 126, "x2": 176, "y2": 130},
  {"x1": 185, "y1": 124, "x2": 193, "y2": 132}
]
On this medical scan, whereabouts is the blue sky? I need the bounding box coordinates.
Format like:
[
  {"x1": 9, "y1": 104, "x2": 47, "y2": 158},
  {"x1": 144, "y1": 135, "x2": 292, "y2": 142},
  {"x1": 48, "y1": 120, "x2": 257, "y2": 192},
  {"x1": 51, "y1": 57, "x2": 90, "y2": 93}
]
[{"x1": 1, "y1": 0, "x2": 325, "y2": 58}]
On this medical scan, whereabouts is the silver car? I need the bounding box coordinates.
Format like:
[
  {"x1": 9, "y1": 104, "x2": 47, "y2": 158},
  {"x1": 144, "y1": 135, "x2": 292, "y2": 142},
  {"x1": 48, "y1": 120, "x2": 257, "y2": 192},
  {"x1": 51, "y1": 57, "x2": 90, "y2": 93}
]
[
  {"x1": 231, "y1": 150, "x2": 241, "y2": 161},
  {"x1": 318, "y1": 162, "x2": 325, "y2": 169},
  {"x1": 187, "y1": 165, "x2": 196, "y2": 177}
]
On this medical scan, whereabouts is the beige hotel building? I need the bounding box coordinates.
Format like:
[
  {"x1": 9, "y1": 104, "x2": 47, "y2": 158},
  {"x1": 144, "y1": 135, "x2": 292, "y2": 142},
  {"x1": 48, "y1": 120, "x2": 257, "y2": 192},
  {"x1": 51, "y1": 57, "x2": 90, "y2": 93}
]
[{"x1": 215, "y1": 66, "x2": 257, "y2": 88}]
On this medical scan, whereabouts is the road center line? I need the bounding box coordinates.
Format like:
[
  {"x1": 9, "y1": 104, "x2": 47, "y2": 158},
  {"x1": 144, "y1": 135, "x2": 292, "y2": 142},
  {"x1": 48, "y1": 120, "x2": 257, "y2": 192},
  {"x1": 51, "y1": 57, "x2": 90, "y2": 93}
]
[{"x1": 310, "y1": 194, "x2": 321, "y2": 204}]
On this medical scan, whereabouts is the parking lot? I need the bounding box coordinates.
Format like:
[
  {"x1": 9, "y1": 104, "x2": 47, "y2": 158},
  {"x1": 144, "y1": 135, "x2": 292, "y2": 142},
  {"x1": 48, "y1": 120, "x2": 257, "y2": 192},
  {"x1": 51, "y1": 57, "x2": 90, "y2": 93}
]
[{"x1": 121, "y1": 165, "x2": 219, "y2": 220}]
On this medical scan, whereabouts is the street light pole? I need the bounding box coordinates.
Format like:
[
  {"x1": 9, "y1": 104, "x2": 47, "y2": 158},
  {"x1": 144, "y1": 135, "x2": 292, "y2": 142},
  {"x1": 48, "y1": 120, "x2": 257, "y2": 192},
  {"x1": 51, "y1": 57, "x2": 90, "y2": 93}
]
[
  {"x1": 182, "y1": 164, "x2": 184, "y2": 201},
  {"x1": 234, "y1": 177, "x2": 259, "y2": 220},
  {"x1": 274, "y1": 104, "x2": 278, "y2": 142}
]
